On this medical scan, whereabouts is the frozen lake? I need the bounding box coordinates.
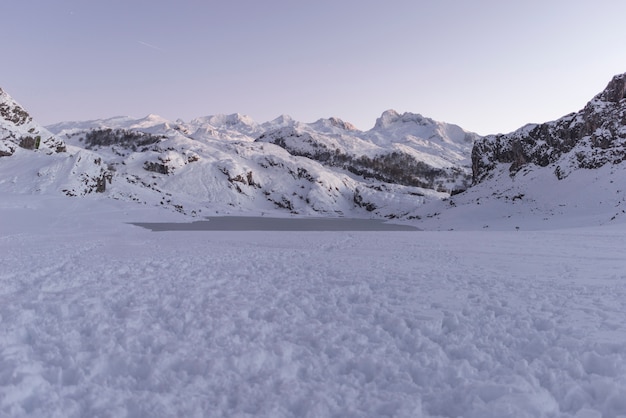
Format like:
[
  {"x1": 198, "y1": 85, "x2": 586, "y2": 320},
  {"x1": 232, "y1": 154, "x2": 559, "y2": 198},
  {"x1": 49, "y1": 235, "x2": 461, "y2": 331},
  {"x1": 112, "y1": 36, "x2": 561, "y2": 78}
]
[{"x1": 131, "y1": 216, "x2": 419, "y2": 231}]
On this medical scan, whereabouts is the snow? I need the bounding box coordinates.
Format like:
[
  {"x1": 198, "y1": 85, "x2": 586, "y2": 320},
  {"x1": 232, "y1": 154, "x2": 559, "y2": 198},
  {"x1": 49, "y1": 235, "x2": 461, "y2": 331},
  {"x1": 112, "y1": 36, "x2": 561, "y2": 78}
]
[
  {"x1": 2, "y1": 193, "x2": 626, "y2": 417},
  {"x1": 417, "y1": 161, "x2": 626, "y2": 231},
  {"x1": 367, "y1": 110, "x2": 476, "y2": 158}
]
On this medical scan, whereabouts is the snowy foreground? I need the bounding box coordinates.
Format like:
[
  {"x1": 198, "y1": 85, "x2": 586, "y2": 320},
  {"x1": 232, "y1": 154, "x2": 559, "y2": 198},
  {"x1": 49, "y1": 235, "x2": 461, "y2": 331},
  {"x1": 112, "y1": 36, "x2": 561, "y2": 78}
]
[{"x1": 2, "y1": 195, "x2": 626, "y2": 418}]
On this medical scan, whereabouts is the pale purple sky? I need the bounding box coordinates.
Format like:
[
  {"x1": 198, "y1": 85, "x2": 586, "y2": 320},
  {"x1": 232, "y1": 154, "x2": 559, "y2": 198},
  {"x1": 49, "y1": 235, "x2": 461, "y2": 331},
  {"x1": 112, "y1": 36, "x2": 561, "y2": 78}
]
[{"x1": 3, "y1": 0, "x2": 626, "y2": 134}]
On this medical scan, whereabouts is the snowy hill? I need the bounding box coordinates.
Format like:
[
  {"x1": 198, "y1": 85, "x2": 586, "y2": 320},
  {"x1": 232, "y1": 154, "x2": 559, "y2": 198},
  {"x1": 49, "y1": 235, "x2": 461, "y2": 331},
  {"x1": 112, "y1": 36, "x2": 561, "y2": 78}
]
[{"x1": 418, "y1": 72, "x2": 626, "y2": 230}]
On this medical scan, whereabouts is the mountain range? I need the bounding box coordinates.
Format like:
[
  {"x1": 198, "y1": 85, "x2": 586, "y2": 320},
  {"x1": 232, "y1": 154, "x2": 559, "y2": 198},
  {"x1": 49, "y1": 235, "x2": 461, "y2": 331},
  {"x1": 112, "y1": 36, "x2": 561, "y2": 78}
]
[{"x1": 2, "y1": 73, "x2": 626, "y2": 228}]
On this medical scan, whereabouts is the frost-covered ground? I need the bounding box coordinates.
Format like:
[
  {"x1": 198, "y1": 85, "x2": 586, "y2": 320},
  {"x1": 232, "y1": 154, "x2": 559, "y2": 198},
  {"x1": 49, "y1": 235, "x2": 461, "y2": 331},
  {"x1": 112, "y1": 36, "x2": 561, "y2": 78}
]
[{"x1": 2, "y1": 194, "x2": 626, "y2": 417}]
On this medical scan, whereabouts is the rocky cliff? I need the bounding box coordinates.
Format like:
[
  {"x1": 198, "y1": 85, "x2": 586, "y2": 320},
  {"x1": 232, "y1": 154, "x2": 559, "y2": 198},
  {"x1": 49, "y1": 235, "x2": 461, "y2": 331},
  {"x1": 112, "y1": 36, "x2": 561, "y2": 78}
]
[{"x1": 472, "y1": 73, "x2": 626, "y2": 183}]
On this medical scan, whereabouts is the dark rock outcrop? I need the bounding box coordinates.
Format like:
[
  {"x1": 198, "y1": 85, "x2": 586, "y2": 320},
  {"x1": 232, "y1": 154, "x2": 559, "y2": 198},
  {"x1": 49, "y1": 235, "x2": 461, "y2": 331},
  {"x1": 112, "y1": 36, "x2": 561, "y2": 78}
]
[
  {"x1": 0, "y1": 88, "x2": 32, "y2": 126},
  {"x1": 82, "y1": 128, "x2": 164, "y2": 151}
]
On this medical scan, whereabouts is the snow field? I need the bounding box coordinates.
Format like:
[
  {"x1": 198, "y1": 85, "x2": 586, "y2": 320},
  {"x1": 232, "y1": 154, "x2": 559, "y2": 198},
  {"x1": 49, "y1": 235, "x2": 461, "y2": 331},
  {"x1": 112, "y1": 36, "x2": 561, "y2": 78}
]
[{"x1": 2, "y1": 197, "x2": 626, "y2": 417}]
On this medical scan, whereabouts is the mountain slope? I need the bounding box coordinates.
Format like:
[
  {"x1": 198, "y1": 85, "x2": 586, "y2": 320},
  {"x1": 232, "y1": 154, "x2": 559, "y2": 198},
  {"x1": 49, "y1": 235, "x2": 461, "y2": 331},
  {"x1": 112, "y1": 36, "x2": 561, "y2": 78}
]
[
  {"x1": 417, "y1": 72, "x2": 626, "y2": 230},
  {"x1": 472, "y1": 73, "x2": 626, "y2": 183},
  {"x1": 0, "y1": 89, "x2": 116, "y2": 197},
  {"x1": 52, "y1": 123, "x2": 443, "y2": 218},
  {"x1": 0, "y1": 88, "x2": 65, "y2": 156}
]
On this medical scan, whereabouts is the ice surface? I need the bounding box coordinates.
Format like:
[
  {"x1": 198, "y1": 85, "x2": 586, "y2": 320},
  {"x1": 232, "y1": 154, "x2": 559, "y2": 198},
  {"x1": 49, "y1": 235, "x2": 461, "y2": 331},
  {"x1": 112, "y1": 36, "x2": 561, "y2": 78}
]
[
  {"x1": 131, "y1": 216, "x2": 419, "y2": 231},
  {"x1": 2, "y1": 194, "x2": 626, "y2": 417}
]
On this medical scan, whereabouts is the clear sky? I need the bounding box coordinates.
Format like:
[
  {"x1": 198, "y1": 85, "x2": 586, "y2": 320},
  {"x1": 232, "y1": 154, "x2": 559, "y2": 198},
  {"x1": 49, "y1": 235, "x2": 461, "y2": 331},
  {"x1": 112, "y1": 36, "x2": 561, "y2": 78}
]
[{"x1": 2, "y1": 0, "x2": 626, "y2": 135}]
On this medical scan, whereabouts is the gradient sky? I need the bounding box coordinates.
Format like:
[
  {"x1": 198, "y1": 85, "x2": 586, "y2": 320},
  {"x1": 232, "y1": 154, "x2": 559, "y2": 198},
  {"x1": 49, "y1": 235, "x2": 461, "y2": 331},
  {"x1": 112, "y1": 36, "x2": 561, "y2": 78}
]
[{"x1": 3, "y1": 0, "x2": 626, "y2": 135}]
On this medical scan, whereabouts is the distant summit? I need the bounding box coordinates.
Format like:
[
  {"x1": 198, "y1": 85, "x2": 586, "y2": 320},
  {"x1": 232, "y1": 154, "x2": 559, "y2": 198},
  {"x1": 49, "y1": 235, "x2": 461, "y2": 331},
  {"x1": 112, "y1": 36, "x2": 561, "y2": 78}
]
[
  {"x1": 372, "y1": 110, "x2": 453, "y2": 131},
  {"x1": 193, "y1": 113, "x2": 257, "y2": 130},
  {"x1": 373, "y1": 109, "x2": 429, "y2": 129},
  {"x1": 311, "y1": 117, "x2": 358, "y2": 132}
]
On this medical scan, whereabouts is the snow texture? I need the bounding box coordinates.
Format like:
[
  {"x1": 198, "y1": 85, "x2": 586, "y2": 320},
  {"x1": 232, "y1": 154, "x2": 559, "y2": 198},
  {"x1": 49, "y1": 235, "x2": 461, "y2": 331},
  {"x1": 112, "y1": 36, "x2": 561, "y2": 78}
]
[
  {"x1": 2, "y1": 194, "x2": 626, "y2": 417},
  {"x1": 416, "y1": 161, "x2": 626, "y2": 231}
]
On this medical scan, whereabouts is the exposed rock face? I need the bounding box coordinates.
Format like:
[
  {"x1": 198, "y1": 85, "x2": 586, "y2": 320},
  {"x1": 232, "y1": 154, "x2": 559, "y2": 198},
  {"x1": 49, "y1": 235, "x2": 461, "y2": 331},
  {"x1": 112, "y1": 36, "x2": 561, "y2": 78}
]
[
  {"x1": 472, "y1": 73, "x2": 626, "y2": 183},
  {"x1": 0, "y1": 88, "x2": 32, "y2": 126}
]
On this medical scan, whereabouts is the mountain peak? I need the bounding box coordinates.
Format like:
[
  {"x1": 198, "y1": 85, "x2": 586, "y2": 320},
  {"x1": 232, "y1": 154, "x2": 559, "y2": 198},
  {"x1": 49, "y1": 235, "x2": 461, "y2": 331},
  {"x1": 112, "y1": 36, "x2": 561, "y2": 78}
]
[
  {"x1": 327, "y1": 117, "x2": 357, "y2": 131},
  {"x1": 135, "y1": 113, "x2": 170, "y2": 125},
  {"x1": 270, "y1": 114, "x2": 294, "y2": 125},
  {"x1": 1, "y1": 87, "x2": 66, "y2": 156},
  {"x1": 1, "y1": 87, "x2": 33, "y2": 127},
  {"x1": 144, "y1": 113, "x2": 165, "y2": 120},
  {"x1": 373, "y1": 110, "x2": 433, "y2": 130},
  {"x1": 594, "y1": 72, "x2": 626, "y2": 104},
  {"x1": 373, "y1": 109, "x2": 401, "y2": 129},
  {"x1": 311, "y1": 116, "x2": 358, "y2": 132},
  {"x1": 205, "y1": 113, "x2": 256, "y2": 128}
]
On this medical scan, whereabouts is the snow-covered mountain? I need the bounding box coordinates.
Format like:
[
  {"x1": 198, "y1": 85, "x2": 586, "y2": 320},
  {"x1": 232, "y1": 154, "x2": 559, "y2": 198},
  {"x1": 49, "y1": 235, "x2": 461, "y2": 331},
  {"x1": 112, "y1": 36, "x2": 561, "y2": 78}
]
[
  {"x1": 2, "y1": 86, "x2": 479, "y2": 218},
  {"x1": 256, "y1": 110, "x2": 476, "y2": 193},
  {"x1": 0, "y1": 88, "x2": 65, "y2": 156},
  {"x1": 472, "y1": 73, "x2": 626, "y2": 182},
  {"x1": 418, "y1": 72, "x2": 626, "y2": 230},
  {"x1": 24, "y1": 104, "x2": 476, "y2": 218},
  {"x1": 47, "y1": 109, "x2": 477, "y2": 195},
  {"x1": 0, "y1": 89, "x2": 118, "y2": 198}
]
